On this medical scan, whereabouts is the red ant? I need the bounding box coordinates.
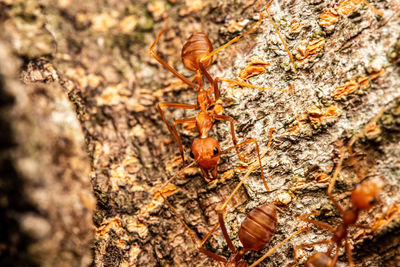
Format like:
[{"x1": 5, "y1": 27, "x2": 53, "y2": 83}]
[
  {"x1": 294, "y1": 108, "x2": 386, "y2": 267},
  {"x1": 149, "y1": 0, "x2": 295, "y2": 183},
  {"x1": 155, "y1": 148, "x2": 307, "y2": 266}
]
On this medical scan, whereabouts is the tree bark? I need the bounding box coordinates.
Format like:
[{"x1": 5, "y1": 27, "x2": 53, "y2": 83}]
[
  {"x1": 0, "y1": 41, "x2": 94, "y2": 266},
  {"x1": 0, "y1": 0, "x2": 399, "y2": 266}
]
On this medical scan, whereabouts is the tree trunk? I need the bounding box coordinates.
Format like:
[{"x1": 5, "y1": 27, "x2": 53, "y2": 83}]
[{"x1": 1, "y1": 0, "x2": 399, "y2": 266}]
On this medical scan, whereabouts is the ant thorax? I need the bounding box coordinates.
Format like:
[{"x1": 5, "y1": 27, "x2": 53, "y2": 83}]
[{"x1": 196, "y1": 111, "x2": 213, "y2": 137}]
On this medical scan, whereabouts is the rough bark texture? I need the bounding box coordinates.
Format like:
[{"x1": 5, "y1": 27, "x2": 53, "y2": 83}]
[
  {"x1": 0, "y1": 41, "x2": 94, "y2": 265},
  {"x1": 0, "y1": 0, "x2": 399, "y2": 266}
]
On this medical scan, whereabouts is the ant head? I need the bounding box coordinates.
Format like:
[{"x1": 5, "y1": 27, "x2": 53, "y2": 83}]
[
  {"x1": 190, "y1": 137, "x2": 220, "y2": 171},
  {"x1": 351, "y1": 177, "x2": 385, "y2": 210},
  {"x1": 305, "y1": 252, "x2": 332, "y2": 267}
]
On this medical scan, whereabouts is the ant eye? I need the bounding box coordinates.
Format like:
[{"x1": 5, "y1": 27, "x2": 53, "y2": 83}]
[
  {"x1": 369, "y1": 198, "x2": 376, "y2": 205},
  {"x1": 190, "y1": 151, "x2": 194, "y2": 159},
  {"x1": 213, "y1": 147, "x2": 219, "y2": 155}
]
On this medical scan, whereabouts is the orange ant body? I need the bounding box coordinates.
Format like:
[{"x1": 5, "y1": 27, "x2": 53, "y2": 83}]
[
  {"x1": 149, "y1": 0, "x2": 295, "y2": 182},
  {"x1": 295, "y1": 108, "x2": 386, "y2": 267}
]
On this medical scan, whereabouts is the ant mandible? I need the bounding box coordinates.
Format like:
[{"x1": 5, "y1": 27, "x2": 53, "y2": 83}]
[
  {"x1": 156, "y1": 144, "x2": 307, "y2": 266},
  {"x1": 295, "y1": 107, "x2": 386, "y2": 267},
  {"x1": 149, "y1": 0, "x2": 295, "y2": 183}
]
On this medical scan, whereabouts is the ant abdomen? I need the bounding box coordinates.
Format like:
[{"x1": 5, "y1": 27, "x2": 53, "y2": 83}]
[
  {"x1": 238, "y1": 204, "x2": 277, "y2": 251},
  {"x1": 181, "y1": 32, "x2": 213, "y2": 71}
]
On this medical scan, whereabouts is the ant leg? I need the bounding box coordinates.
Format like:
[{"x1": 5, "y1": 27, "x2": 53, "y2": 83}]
[
  {"x1": 219, "y1": 138, "x2": 270, "y2": 191},
  {"x1": 327, "y1": 145, "x2": 346, "y2": 215},
  {"x1": 299, "y1": 212, "x2": 336, "y2": 232},
  {"x1": 326, "y1": 242, "x2": 336, "y2": 256},
  {"x1": 197, "y1": 168, "x2": 257, "y2": 258},
  {"x1": 199, "y1": 0, "x2": 297, "y2": 73},
  {"x1": 265, "y1": 0, "x2": 297, "y2": 72},
  {"x1": 347, "y1": 107, "x2": 385, "y2": 150},
  {"x1": 218, "y1": 77, "x2": 294, "y2": 92},
  {"x1": 354, "y1": 223, "x2": 371, "y2": 230},
  {"x1": 345, "y1": 238, "x2": 354, "y2": 267},
  {"x1": 157, "y1": 102, "x2": 197, "y2": 135},
  {"x1": 329, "y1": 106, "x2": 384, "y2": 214},
  {"x1": 199, "y1": 11, "x2": 265, "y2": 68},
  {"x1": 197, "y1": 223, "x2": 227, "y2": 263},
  {"x1": 159, "y1": 192, "x2": 198, "y2": 244},
  {"x1": 154, "y1": 161, "x2": 198, "y2": 244},
  {"x1": 364, "y1": 1, "x2": 383, "y2": 16},
  {"x1": 157, "y1": 161, "x2": 196, "y2": 190},
  {"x1": 346, "y1": 106, "x2": 385, "y2": 183},
  {"x1": 157, "y1": 102, "x2": 197, "y2": 165},
  {"x1": 197, "y1": 13, "x2": 274, "y2": 99},
  {"x1": 249, "y1": 227, "x2": 309, "y2": 267},
  {"x1": 198, "y1": 63, "x2": 227, "y2": 102},
  {"x1": 198, "y1": 247, "x2": 227, "y2": 263},
  {"x1": 198, "y1": 61, "x2": 214, "y2": 91},
  {"x1": 199, "y1": 65, "x2": 292, "y2": 102},
  {"x1": 199, "y1": 63, "x2": 293, "y2": 103},
  {"x1": 213, "y1": 114, "x2": 246, "y2": 162},
  {"x1": 150, "y1": 29, "x2": 198, "y2": 90},
  {"x1": 216, "y1": 164, "x2": 259, "y2": 253},
  {"x1": 329, "y1": 245, "x2": 340, "y2": 267},
  {"x1": 196, "y1": 5, "x2": 295, "y2": 93},
  {"x1": 171, "y1": 117, "x2": 197, "y2": 167},
  {"x1": 264, "y1": 128, "x2": 275, "y2": 157},
  {"x1": 199, "y1": 53, "x2": 293, "y2": 100},
  {"x1": 158, "y1": 166, "x2": 227, "y2": 262}
]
